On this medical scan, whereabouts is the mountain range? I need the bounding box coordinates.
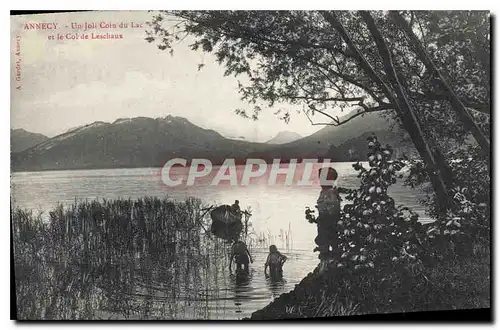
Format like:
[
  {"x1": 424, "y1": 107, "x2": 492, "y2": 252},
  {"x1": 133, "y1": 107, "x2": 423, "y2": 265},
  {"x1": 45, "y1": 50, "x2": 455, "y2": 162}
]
[
  {"x1": 11, "y1": 113, "x2": 414, "y2": 172},
  {"x1": 266, "y1": 131, "x2": 303, "y2": 144},
  {"x1": 11, "y1": 129, "x2": 49, "y2": 153}
]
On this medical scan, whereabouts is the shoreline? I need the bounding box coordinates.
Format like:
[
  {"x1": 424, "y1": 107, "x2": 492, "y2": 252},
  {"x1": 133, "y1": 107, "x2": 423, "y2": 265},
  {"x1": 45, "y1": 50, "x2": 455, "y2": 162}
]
[{"x1": 247, "y1": 240, "x2": 490, "y2": 320}]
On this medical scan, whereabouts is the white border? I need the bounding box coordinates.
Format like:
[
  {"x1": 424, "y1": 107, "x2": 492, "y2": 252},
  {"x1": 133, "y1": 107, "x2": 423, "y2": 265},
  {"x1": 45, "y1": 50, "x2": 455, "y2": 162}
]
[
  {"x1": 5, "y1": 1, "x2": 500, "y2": 10},
  {"x1": 3, "y1": 2, "x2": 498, "y2": 329}
]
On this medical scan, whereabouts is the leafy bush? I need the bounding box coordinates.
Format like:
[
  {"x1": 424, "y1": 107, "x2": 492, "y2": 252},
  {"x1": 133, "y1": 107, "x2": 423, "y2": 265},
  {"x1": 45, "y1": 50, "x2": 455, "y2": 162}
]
[
  {"x1": 299, "y1": 134, "x2": 489, "y2": 313},
  {"x1": 335, "y1": 135, "x2": 430, "y2": 274},
  {"x1": 404, "y1": 144, "x2": 490, "y2": 247}
]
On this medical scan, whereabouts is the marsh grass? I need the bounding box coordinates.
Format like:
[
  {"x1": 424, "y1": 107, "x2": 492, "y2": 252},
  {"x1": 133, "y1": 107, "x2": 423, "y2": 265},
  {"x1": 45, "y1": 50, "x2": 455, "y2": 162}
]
[
  {"x1": 250, "y1": 222, "x2": 294, "y2": 253},
  {"x1": 12, "y1": 197, "x2": 233, "y2": 320}
]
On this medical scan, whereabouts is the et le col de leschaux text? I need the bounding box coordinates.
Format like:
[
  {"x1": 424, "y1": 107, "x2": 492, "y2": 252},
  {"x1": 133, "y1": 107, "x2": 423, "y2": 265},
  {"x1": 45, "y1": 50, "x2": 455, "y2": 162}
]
[{"x1": 23, "y1": 21, "x2": 144, "y2": 41}]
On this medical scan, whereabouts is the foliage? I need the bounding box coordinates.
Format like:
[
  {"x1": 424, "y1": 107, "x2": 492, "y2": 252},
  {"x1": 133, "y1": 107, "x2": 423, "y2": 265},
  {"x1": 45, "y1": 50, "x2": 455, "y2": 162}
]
[
  {"x1": 332, "y1": 136, "x2": 430, "y2": 274},
  {"x1": 389, "y1": 11, "x2": 490, "y2": 149},
  {"x1": 420, "y1": 11, "x2": 490, "y2": 108},
  {"x1": 147, "y1": 11, "x2": 387, "y2": 121},
  {"x1": 146, "y1": 10, "x2": 489, "y2": 141},
  {"x1": 285, "y1": 136, "x2": 490, "y2": 317},
  {"x1": 300, "y1": 135, "x2": 436, "y2": 314},
  {"x1": 405, "y1": 144, "x2": 490, "y2": 245}
]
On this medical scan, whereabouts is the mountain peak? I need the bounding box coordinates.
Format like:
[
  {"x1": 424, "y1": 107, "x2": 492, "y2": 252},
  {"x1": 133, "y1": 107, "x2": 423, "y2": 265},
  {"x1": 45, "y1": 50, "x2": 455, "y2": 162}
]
[
  {"x1": 161, "y1": 115, "x2": 190, "y2": 124},
  {"x1": 266, "y1": 131, "x2": 302, "y2": 144},
  {"x1": 11, "y1": 128, "x2": 49, "y2": 153},
  {"x1": 11, "y1": 128, "x2": 28, "y2": 133}
]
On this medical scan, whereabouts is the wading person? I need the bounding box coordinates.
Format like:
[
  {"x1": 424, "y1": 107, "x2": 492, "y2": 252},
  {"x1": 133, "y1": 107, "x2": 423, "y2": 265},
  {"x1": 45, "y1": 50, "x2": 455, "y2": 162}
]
[
  {"x1": 229, "y1": 240, "x2": 253, "y2": 273},
  {"x1": 315, "y1": 167, "x2": 341, "y2": 271},
  {"x1": 264, "y1": 245, "x2": 287, "y2": 279}
]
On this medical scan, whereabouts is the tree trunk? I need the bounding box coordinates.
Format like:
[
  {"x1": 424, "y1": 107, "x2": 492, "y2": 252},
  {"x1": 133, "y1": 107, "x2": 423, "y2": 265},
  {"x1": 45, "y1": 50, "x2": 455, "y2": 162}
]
[
  {"x1": 389, "y1": 11, "x2": 490, "y2": 155},
  {"x1": 359, "y1": 11, "x2": 450, "y2": 235},
  {"x1": 322, "y1": 11, "x2": 451, "y2": 228}
]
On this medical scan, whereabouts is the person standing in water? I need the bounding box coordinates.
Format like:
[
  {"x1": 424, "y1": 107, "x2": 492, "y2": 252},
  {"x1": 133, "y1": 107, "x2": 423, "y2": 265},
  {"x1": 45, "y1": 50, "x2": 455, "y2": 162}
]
[
  {"x1": 264, "y1": 245, "x2": 287, "y2": 279},
  {"x1": 229, "y1": 240, "x2": 253, "y2": 273},
  {"x1": 314, "y1": 167, "x2": 341, "y2": 270}
]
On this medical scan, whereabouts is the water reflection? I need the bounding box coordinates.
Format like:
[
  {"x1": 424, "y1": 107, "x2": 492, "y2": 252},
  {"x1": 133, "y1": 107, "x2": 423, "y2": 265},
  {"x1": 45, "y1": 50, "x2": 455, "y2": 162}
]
[
  {"x1": 230, "y1": 269, "x2": 254, "y2": 314},
  {"x1": 265, "y1": 275, "x2": 286, "y2": 299}
]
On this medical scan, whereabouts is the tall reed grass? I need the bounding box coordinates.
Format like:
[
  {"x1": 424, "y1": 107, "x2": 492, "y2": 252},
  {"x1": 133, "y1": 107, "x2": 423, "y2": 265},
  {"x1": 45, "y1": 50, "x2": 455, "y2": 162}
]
[
  {"x1": 250, "y1": 223, "x2": 293, "y2": 253},
  {"x1": 12, "y1": 197, "x2": 233, "y2": 320}
]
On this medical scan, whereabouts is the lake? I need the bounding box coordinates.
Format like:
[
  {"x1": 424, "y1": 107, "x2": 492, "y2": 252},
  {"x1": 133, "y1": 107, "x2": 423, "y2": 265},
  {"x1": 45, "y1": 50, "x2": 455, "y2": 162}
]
[{"x1": 10, "y1": 162, "x2": 430, "y2": 319}]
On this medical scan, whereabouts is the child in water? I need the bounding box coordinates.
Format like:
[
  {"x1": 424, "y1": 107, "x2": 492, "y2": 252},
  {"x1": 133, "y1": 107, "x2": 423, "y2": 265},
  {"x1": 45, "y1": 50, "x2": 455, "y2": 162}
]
[
  {"x1": 264, "y1": 245, "x2": 287, "y2": 278},
  {"x1": 315, "y1": 167, "x2": 341, "y2": 269}
]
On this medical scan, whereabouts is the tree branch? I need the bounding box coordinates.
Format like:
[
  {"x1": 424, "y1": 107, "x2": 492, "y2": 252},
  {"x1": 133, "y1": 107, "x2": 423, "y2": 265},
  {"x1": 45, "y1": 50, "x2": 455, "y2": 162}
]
[
  {"x1": 390, "y1": 11, "x2": 490, "y2": 152},
  {"x1": 301, "y1": 108, "x2": 334, "y2": 126},
  {"x1": 413, "y1": 92, "x2": 490, "y2": 114},
  {"x1": 281, "y1": 95, "x2": 365, "y2": 103},
  {"x1": 307, "y1": 104, "x2": 339, "y2": 123},
  {"x1": 304, "y1": 99, "x2": 394, "y2": 127},
  {"x1": 332, "y1": 107, "x2": 389, "y2": 126},
  {"x1": 302, "y1": 56, "x2": 387, "y2": 103},
  {"x1": 173, "y1": 12, "x2": 389, "y2": 107},
  {"x1": 320, "y1": 11, "x2": 396, "y2": 106}
]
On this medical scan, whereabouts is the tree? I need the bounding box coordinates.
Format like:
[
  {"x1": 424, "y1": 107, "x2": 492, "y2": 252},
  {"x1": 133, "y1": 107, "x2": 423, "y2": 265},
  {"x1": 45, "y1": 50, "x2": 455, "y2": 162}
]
[
  {"x1": 146, "y1": 10, "x2": 490, "y2": 225},
  {"x1": 389, "y1": 11, "x2": 489, "y2": 153}
]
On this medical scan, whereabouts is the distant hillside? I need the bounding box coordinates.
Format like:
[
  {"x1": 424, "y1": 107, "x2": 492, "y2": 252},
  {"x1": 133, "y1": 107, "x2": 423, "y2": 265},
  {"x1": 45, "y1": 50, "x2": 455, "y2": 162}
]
[
  {"x1": 11, "y1": 116, "x2": 271, "y2": 172},
  {"x1": 11, "y1": 129, "x2": 49, "y2": 153},
  {"x1": 224, "y1": 134, "x2": 246, "y2": 141},
  {"x1": 326, "y1": 130, "x2": 416, "y2": 162},
  {"x1": 266, "y1": 131, "x2": 302, "y2": 144},
  {"x1": 249, "y1": 112, "x2": 402, "y2": 161}
]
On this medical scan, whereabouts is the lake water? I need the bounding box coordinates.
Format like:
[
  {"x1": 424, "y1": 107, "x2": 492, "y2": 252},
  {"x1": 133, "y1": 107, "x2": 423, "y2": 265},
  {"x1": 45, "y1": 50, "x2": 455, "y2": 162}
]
[{"x1": 11, "y1": 162, "x2": 429, "y2": 319}]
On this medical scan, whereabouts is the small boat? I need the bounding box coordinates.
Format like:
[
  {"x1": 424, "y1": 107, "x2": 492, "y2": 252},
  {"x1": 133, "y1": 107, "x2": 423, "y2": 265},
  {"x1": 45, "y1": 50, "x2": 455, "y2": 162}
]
[{"x1": 210, "y1": 205, "x2": 244, "y2": 241}]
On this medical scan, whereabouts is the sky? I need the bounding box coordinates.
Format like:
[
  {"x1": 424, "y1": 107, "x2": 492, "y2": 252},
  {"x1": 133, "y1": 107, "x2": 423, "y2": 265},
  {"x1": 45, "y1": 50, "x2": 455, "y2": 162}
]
[{"x1": 10, "y1": 11, "x2": 327, "y2": 142}]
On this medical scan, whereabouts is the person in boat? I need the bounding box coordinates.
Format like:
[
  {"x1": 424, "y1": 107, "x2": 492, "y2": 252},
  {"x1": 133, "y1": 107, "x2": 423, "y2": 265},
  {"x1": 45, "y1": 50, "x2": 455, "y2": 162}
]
[
  {"x1": 264, "y1": 245, "x2": 287, "y2": 279},
  {"x1": 210, "y1": 201, "x2": 247, "y2": 241},
  {"x1": 314, "y1": 167, "x2": 341, "y2": 271},
  {"x1": 230, "y1": 200, "x2": 242, "y2": 218},
  {"x1": 229, "y1": 240, "x2": 253, "y2": 273}
]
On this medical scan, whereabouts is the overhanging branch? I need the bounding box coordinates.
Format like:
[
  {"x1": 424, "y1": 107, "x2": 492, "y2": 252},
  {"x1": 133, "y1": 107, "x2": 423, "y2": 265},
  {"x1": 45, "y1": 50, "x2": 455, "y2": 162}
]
[
  {"x1": 281, "y1": 95, "x2": 365, "y2": 103},
  {"x1": 304, "y1": 100, "x2": 394, "y2": 127},
  {"x1": 413, "y1": 92, "x2": 490, "y2": 115}
]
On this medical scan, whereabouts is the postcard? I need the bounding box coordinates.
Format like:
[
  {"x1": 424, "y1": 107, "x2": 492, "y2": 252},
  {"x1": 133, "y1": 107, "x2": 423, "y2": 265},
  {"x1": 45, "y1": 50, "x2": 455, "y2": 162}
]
[{"x1": 10, "y1": 10, "x2": 491, "y2": 321}]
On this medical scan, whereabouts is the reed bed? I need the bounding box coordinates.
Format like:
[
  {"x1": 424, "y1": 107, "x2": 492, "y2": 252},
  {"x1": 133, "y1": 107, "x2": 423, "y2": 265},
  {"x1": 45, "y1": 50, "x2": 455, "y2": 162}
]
[
  {"x1": 250, "y1": 223, "x2": 293, "y2": 253},
  {"x1": 12, "y1": 197, "x2": 233, "y2": 320}
]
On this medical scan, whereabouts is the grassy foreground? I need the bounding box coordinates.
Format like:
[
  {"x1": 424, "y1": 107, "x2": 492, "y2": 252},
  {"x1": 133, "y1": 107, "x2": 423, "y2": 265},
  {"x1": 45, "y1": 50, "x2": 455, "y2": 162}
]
[
  {"x1": 249, "y1": 239, "x2": 490, "y2": 319},
  {"x1": 12, "y1": 197, "x2": 232, "y2": 320}
]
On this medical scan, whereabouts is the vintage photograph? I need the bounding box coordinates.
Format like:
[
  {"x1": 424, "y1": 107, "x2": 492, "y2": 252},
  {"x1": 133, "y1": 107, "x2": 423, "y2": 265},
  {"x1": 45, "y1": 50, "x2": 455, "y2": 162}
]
[{"x1": 10, "y1": 10, "x2": 491, "y2": 320}]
